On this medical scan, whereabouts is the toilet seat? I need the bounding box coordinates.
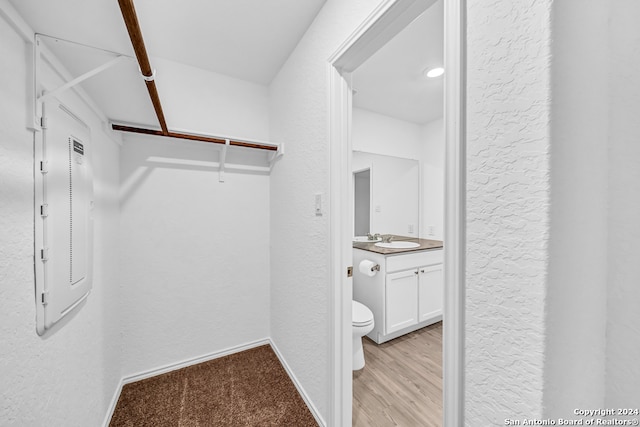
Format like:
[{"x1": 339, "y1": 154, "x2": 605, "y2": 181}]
[{"x1": 352, "y1": 300, "x2": 374, "y2": 327}]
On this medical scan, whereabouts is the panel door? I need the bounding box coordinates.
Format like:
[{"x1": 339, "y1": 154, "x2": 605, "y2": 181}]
[
  {"x1": 385, "y1": 269, "x2": 418, "y2": 334},
  {"x1": 418, "y1": 263, "x2": 444, "y2": 322},
  {"x1": 38, "y1": 101, "x2": 93, "y2": 334}
]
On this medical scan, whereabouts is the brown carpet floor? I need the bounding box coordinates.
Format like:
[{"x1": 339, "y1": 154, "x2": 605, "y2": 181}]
[{"x1": 110, "y1": 345, "x2": 317, "y2": 427}]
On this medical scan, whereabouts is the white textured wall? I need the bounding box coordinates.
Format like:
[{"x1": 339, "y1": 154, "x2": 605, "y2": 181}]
[
  {"x1": 466, "y1": 1, "x2": 552, "y2": 423},
  {"x1": 268, "y1": 0, "x2": 382, "y2": 422},
  {"x1": 118, "y1": 65, "x2": 271, "y2": 378},
  {"x1": 352, "y1": 107, "x2": 423, "y2": 159},
  {"x1": 155, "y1": 57, "x2": 270, "y2": 140},
  {"x1": 544, "y1": 0, "x2": 609, "y2": 417},
  {"x1": 0, "y1": 7, "x2": 121, "y2": 426},
  {"x1": 119, "y1": 135, "x2": 271, "y2": 377},
  {"x1": 421, "y1": 118, "x2": 444, "y2": 240},
  {"x1": 606, "y1": 0, "x2": 640, "y2": 406}
]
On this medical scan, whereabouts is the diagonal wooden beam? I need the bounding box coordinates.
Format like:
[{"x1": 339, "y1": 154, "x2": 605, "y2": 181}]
[{"x1": 117, "y1": 0, "x2": 169, "y2": 135}]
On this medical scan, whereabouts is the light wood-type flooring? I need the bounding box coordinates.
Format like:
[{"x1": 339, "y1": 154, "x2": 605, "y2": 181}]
[{"x1": 353, "y1": 322, "x2": 442, "y2": 427}]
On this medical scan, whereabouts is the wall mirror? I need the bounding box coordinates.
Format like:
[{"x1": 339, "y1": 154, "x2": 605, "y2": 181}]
[{"x1": 352, "y1": 150, "x2": 420, "y2": 238}]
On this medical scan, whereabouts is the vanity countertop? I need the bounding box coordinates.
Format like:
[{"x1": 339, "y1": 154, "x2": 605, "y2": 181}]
[{"x1": 352, "y1": 235, "x2": 443, "y2": 255}]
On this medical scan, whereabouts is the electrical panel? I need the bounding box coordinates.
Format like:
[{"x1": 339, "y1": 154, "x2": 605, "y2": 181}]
[{"x1": 35, "y1": 101, "x2": 93, "y2": 335}]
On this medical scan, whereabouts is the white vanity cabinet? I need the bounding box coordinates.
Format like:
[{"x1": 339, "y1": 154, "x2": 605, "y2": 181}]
[
  {"x1": 386, "y1": 269, "x2": 419, "y2": 334},
  {"x1": 353, "y1": 246, "x2": 443, "y2": 344}
]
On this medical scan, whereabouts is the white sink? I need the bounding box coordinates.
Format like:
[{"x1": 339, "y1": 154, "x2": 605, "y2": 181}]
[{"x1": 374, "y1": 241, "x2": 420, "y2": 249}]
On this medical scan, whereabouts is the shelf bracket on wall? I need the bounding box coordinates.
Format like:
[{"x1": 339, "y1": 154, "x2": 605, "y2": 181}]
[
  {"x1": 269, "y1": 143, "x2": 285, "y2": 170},
  {"x1": 219, "y1": 139, "x2": 230, "y2": 183},
  {"x1": 32, "y1": 33, "x2": 130, "y2": 144},
  {"x1": 36, "y1": 54, "x2": 131, "y2": 104}
]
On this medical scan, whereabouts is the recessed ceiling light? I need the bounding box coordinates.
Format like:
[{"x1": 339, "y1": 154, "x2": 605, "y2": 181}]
[{"x1": 424, "y1": 67, "x2": 444, "y2": 78}]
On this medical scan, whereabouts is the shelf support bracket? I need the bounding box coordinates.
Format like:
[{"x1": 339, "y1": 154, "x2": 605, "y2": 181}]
[
  {"x1": 219, "y1": 139, "x2": 230, "y2": 182},
  {"x1": 37, "y1": 55, "x2": 131, "y2": 104},
  {"x1": 269, "y1": 143, "x2": 285, "y2": 170}
]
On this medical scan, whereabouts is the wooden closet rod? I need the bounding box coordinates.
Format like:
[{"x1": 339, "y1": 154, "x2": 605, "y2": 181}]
[
  {"x1": 111, "y1": 124, "x2": 279, "y2": 151},
  {"x1": 117, "y1": 0, "x2": 169, "y2": 135}
]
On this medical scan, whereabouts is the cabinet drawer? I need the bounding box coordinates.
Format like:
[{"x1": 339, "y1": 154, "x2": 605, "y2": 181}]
[{"x1": 386, "y1": 249, "x2": 443, "y2": 273}]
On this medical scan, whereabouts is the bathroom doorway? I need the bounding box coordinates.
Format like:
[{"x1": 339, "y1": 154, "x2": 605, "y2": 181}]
[{"x1": 328, "y1": 0, "x2": 465, "y2": 425}]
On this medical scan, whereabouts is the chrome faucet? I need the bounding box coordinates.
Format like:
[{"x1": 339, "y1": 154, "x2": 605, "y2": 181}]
[
  {"x1": 382, "y1": 234, "x2": 393, "y2": 243},
  {"x1": 367, "y1": 233, "x2": 382, "y2": 241}
]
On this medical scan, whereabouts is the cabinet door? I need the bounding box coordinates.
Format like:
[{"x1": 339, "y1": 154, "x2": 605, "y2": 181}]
[
  {"x1": 418, "y1": 263, "x2": 444, "y2": 322},
  {"x1": 385, "y1": 269, "x2": 419, "y2": 334}
]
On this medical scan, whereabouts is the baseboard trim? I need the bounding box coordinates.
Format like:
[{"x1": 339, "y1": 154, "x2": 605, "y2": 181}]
[
  {"x1": 269, "y1": 339, "x2": 326, "y2": 427},
  {"x1": 122, "y1": 338, "x2": 270, "y2": 385},
  {"x1": 102, "y1": 377, "x2": 123, "y2": 427},
  {"x1": 102, "y1": 337, "x2": 270, "y2": 427},
  {"x1": 374, "y1": 316, "x2": 443, "y2": 344}
]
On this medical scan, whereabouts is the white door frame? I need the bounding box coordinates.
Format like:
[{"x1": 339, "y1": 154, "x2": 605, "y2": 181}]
[{"x1": 328, "y1": 0, "x2": 466, "y2": 425}]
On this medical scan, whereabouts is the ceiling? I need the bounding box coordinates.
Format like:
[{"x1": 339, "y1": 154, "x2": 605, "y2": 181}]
[
  {"x1": 352, "y1": 0, "x2": 443, "y2": 125},
  {"x1": 10, "y1": 0, "x2": 326, "y2": 85}
]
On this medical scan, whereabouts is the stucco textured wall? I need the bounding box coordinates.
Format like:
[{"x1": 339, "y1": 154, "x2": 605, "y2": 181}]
[
  {"x1": 268, "y1": 0, "x2": 381, "y2": 422},
  {"x1": 0, "y1": 10, "x2": 121, "y2": 426},
  {"x1": 466, "y1": 0, "x2": 552, "y2": 423}
]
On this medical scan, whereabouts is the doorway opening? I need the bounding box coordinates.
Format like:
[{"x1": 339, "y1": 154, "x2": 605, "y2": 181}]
[{"x1": 328, "y1": 0, "x2": 465, "y2": 425}]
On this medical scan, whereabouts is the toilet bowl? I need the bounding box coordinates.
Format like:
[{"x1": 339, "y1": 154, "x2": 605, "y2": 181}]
[{"x1": 352, "y1": 300, "x2": 374, "y2": 370}]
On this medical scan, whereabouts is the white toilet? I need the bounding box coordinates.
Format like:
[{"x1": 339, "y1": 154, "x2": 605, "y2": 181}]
[{"x1": 352, "y1": 300, "x2": 375, "y2": 370}]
